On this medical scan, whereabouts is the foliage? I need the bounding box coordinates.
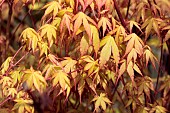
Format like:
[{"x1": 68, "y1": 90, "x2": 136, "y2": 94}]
[{"x1": 0, "y1": 0, "x2": 170, "y2": 112}]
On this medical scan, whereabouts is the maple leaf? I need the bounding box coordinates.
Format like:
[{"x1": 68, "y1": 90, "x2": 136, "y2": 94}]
[
  {"x1": 98, "y1": 17, "x2": 112, "y2": 36},
  {"x1": 124, "y1": 33, "x2": 144, "y2": 57},
  {"x1": 162, "y1": 25, "x2": 170, "y2": 42},
  {"x1": 144, "y1": 46, "x2": 158, "y2": 69},
  {"x1": 20, "y1": 28, "x2": 40, "y2": 52},
  {"x1": 78, "y1": 0, "x2": 93, "y2": 11},
  {"x1": 95, "y1": 0, "x2": 107, "y2": 11},
  {"x1": 23, "y1": 67, "x2": 47, "y2": 91},
  {"x1": 52, "y1": 70, "x2": 71, "y2": 97},
  {"x1": 1, "y1": 57, "x2": 12, "y2": 75},
  {"x1": 42, "y1": 1, "x2": 61, "y2": 19},
  {"x1": 117, "y1": 60, "x2": 142, "y2": 85},
  {"x1": 38, "y1": 42, "x2": 49, "y2": 56},
  {"x1": 80, "y1": 34, "x2": 89, "y2": 56},
  {"x1": 72, "y1": 12, "x2": 96, "y2": 43},
  {"x1": 78, "y1": 77, "x2": 85, "y2": 103},
  {"x1": 60, "y1": 13, "x2": 72, "y2": 35},
  {"x1": 61, "y1": 57, "x2": 77, "y2": 74},
  {"x1": 39, "y1": 24, "x2": 57, "y2": 47},
  {"x1": 141, "y1": 17, "x2": 162, "y2": 40},
  {"x1": 90, "y1": 25, "x2": 100, "y2": 56},
  {"x1": 91, "y1": 93, "x2": 111, "y2": 111},
  {"x1": 129, "y1": 20, "x2": 142, "y2": 34},
  {"x1": 100, "y1": 35, "x2": 120, "y2": 68},
  {"x1": 13, "y1": 98, "x2": 34, "y2": 113}
]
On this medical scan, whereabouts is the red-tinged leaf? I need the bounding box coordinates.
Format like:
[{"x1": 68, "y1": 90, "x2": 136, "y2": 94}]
[
  {"x1": 83, "y1": 17, "x2": 91, "y2": 41},
  {"x1": 124, "y1": 36, "x2": 135, "y2": 56},
  {"x1": 78, "y1": 78, "x2": 85, "y2": 103},
  {"x1": 134, "y1": 39, "x2": 143, "y2": 56},
  {"x1": 145, "y1": 21, "x2": 152, "y2": 40},
  {"x1": 95, "y1": 0, "x2": 107, "y2": 11},
  {"x1": 80, "y1": 34, "x2": 89, "y2": 56},
  {"x1": 60, "y1": 14, "x2": 71, "y2": 34},
  {"x1": 127, "y1": 61, "x2": 134, "y2": 83},
  {"x1": 164, "y1": 30, "x2": 170, "y2": 42},
  {"x1": 98, "y1": 17, "x2": 112, "y2": 36},
  {"x1": 127, "y1": 48, "x2": 137, "y2": 64},
  {"x1": 133, "y1": 64, "x2": 142, "y2": 76},
  {"x1": 117, "y1": 60, "x2": 126, "y2": 81},
  {"x1": 144, "y1": 49, "x2": 158, "y2": 69},
  {"x1": 152, "y1": 19, "x2": 160, "y2": 38},
  {"x1": 72, "y1": 13, "x2": 83, "y2": 36},
  {"x1": 129, "y1": 21, "x2": 142, "y2": 33},
  {"x1": 73, "y1": 12, "x2": 96, "y2": 38},
  {"x1": 84, "y1": 0, "x2": 93, "y2": 8},
  {"x1": 124, "y1": 33, "x2": 144, "y2": 57}
]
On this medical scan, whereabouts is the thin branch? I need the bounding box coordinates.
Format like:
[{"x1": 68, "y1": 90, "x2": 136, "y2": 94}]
[
  {"x1": 28, "y1": 10, "x2": 36, "y2": 30},
  {"x1": 125, "y1": 0, "x2": 131, "y2": 19},
  {"x1": 155, "y1": 36, "x2": 163, "y2": 95},
  {"x1": 5, "y1": 0, "x2": 13, "y2": 58},
  {"x1": 12, "y1": 12, "x2": 29, "y2": 39},
  {"x1": 4, "y1": 51, "x2": 28, "y2": 76},
  {"x1": 0, "y1": 0, "x2": 5, "y2": 7},
  {"x1": 0, "y1": 96, "x2": 11, "y2": 107},
  {"x1": 11, "y1": 46, "x2": 23, "y2": 61},
  {"x1": 113, "y1": 0, "x2": 129, "y2": 33}
]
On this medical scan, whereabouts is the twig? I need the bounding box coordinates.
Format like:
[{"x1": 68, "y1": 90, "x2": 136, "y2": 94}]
[
  {"x1": 155, "y1": 36, "x2": 163, "y2": 95},
  {"x1": 4, "y1": 51, "x2": 28, "y2": 76},
  {"x1": 125, "y1": 0, "x2": 131, "y2": 19},
  {"x1": 11, "y1": 46, "x2": 23, "y2": 61},
  {"x1": 0, "y1": 96, "x2": 11, "y2": 107},
  {"x1": 12, "y1": 12, "x2": 29, "y2": 39},
  {"x1": 113, "y1": 0, "x2": 129, "y2": 33},
  {"x1": 0, "y1": 0, "x2": 5, "y2": 7},
  {"x1": 5, "y1": 0, "x2": 13, "y2": 58}
]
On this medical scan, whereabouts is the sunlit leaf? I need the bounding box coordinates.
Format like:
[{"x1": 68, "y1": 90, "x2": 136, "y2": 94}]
[
  {"x1": 100, "y1": 35, "x2": 120, "y2": 67},
  {"x1": 98, "y1": 17, "x2": 112, "y2": 36},
  {"x1": 42, "y1": 1, "x2": 61, "y2": 18},
  {"x1": 1, "y1": 57, "x2": 12, "y2": 75},
  {"x1": 39, "y1": 24, "x2": 57, "y2": 47},
  {"x1": 23, "y1": 67, "x2": 47, "y2": 91},
  {"x1": 72, "y1": 12, "x2": 96, "y2": 43}
]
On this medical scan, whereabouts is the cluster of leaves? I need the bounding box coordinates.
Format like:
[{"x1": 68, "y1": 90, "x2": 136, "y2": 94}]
[{"x1": 1, "y1": 0, "x2": 170, "y2": 113}]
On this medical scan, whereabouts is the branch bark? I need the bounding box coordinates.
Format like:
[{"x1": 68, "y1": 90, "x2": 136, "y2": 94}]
[{"x1": 113, "y1": 0, "x2": 129, "y2": 33}]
